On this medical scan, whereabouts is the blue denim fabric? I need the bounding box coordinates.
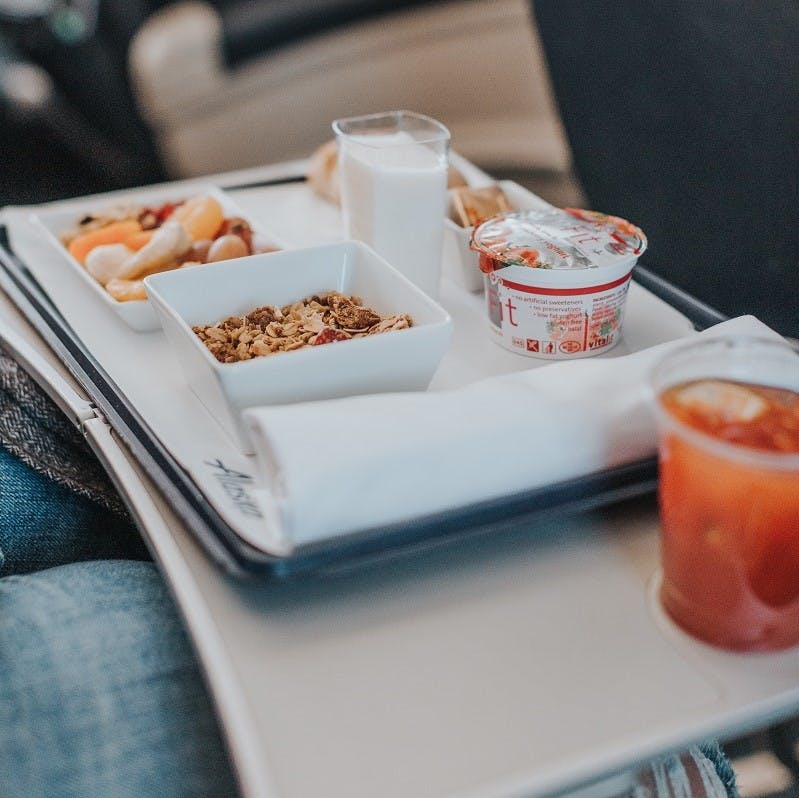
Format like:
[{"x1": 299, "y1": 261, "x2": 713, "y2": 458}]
[
  {"x1": 0, "y1": 560, "x2": 238, "y2": 798},
  {"x1": 0, "y1": 446, "x2": 148, "y2": 577}
]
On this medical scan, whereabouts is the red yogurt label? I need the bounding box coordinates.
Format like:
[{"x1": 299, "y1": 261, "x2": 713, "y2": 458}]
[{"x1": 485, "y1": 269, "x2": 633, "y2": 358}]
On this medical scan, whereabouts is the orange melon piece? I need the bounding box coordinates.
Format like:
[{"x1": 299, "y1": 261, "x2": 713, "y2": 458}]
[
  {"x1": 124, "y1": 229, "x2": 155, "y2": 252},
  {"x1": 105, "y1": 278, "x2": 147, "y2": 302},
  {"x1": 172, "y1": 195, "x2": 224, "y2": 241},
  {"x1": 68, "y1": 220, "x2": 142, "y2": 264}
]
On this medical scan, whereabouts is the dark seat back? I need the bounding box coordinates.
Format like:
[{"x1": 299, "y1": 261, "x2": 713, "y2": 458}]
[
  {"x1": 215, "y1": 0, "x2": 461, "y2": 67},
  {"x1": 532, "y1": 1, "x2": 799, "y2": 337}
]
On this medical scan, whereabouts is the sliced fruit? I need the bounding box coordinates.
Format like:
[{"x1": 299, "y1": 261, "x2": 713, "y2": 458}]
[
  {"x1": 84, "y1": 243, "x2": 134, "y2": 286},
  {"x1": 68, "y1": 219, "x2": 142, "y2": 264},
  {"x1": 172, "y1": 195, "x2": 224, "y2": 241},
  {"x1": 105, "y1": 278, "x2": 147, "y2": 302},
  {"x1": 672, "y1": 379, "x2": 767, "y2": 423}
]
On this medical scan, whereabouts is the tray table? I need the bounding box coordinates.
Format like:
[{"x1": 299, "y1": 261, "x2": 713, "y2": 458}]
[{"x1": 2, "y1": 160, "x2": 798, "y2": 798}]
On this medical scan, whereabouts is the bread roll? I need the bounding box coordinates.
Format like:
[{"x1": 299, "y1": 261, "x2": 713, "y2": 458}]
[{"x1": 307, "y1": 140, "x2": 341, "y2": 205}]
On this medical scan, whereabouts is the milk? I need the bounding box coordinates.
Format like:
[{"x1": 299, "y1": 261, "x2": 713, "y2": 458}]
[{"x1": 338, "y1": 131, "x2": 448, "y2": 298}]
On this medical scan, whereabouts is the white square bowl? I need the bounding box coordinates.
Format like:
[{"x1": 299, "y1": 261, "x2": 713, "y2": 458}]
[
  {"x1": 144, "y1": 240, "x2": 453, "y2": 452},
  {"x1": 31, "y1": 184, "x2": 284, "y2": 332},
  {"x1": 444, "y1": 180, "x2": 556, "y2": 293}
]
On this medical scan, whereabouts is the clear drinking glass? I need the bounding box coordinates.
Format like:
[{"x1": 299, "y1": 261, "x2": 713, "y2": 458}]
[
  {"x1": 332, "y1": 111, "x2": 450, "y2": 299},
  {"x1": 651, "y1": 337, "x2": 799, "y2": 651}
]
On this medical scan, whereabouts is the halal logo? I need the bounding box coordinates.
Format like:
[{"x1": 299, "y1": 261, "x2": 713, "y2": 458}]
[{"x1": 559, "y1": 340, "x2": 582, "y2": 354}]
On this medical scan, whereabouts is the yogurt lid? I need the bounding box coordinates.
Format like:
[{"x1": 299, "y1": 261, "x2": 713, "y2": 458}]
[{"x1": 470, "y1": 207, "x2": 647, "y2": 271}]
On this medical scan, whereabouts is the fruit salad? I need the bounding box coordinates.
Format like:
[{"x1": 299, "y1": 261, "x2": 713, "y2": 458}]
[{"x1": 60, "y1": 194, "x2": 277, "y2": 302}]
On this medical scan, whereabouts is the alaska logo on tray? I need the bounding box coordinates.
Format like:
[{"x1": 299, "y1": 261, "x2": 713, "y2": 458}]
[{"x1": 204, "y1": 458, "x2": 262, "y2": 519}]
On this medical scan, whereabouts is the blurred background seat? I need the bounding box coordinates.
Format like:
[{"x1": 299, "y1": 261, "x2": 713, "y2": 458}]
[
  {"x1": 1, "y1": 0, "x2": 793, "y2": 334},
  {"x1": 0, "y1": 0, "x2": 173, "y2": 203},
  {"x1": 0, "y1": 0, "x2": 583, "y2": 207},
  {"x1": 127, "y1": 0, "x2": 578, "y2": 200}
]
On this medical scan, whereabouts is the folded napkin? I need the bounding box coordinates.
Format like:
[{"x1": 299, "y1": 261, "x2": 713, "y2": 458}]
[{"x1": 244, "y1": 316, "x2": 778, "y2": 549}]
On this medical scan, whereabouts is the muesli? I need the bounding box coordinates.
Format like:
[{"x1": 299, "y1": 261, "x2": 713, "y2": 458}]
[{"x1": 193, "y1": 291, "x2": 413, "y2": 363}]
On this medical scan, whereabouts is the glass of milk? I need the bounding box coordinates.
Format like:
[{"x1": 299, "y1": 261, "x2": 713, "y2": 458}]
[{"x1": 333, "y1": 111, "x2": 450, "y2": 299}]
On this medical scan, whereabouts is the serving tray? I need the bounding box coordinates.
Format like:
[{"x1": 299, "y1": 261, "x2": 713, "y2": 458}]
[{"x1": 0, "y1": 159, "x2": 727, "y2": 577}]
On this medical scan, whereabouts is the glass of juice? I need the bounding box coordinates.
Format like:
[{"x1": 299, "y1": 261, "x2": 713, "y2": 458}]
[
  {"x1": 651, "y1": 336, "x2": 799, "y2": 651},
  {"x1": 332, "y1": 111, "x2": 450, "y2": 299}
]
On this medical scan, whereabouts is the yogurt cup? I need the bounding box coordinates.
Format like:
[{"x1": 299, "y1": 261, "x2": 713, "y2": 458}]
[{"x1": 470, "y1": 208, "x2": 647, "y2": 359}]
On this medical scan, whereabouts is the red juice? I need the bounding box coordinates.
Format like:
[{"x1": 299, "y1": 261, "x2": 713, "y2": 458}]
[{"x1": 658, "y1": 379, "x2": 799, "y2": 651}]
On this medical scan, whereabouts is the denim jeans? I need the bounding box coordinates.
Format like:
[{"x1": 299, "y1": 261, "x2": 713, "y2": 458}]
[
  {"x1": 0, "y1": 389, "x2": 237, "y2": 797},
  {"x1": 0, "y1": 559, "x2": 238, "y2": 798},
  {"x1": 0, "y1": 446, "x2": 148, "y2": 577}
]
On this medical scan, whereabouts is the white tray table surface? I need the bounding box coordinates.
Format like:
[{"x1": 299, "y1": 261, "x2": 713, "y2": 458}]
[
  {"x1": 4, "y1": 158, "x2": 695, "y2": 555},
  {"x1": 2, "y1": 161, "x2": 799, "y2": 798}
]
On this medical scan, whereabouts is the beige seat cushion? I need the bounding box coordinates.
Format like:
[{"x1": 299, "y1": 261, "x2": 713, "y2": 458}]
[{"x1": 128, "y1": 0, "x2": 574, "y2": 183}]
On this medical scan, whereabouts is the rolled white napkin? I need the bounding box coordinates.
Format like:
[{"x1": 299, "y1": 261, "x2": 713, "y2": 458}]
[{"x1": 244, "y1": 316, "x2": 779, "y2": 549}]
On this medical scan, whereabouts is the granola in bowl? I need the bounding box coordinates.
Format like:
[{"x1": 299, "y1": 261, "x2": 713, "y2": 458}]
[
  {"x1": 193, "y1": 292, "x2": 413, "y2": 364},
  {"x1": 144, "y1": 240, "x2": 451, "y2": 451}
]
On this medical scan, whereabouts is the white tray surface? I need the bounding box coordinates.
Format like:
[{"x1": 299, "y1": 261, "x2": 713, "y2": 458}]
[
  {"x1": 3, "y1": 168, "x2": 799, "y2": 798},
  {"x1": 2, "y1": 168, "x2": 693, "y2": 555}
]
